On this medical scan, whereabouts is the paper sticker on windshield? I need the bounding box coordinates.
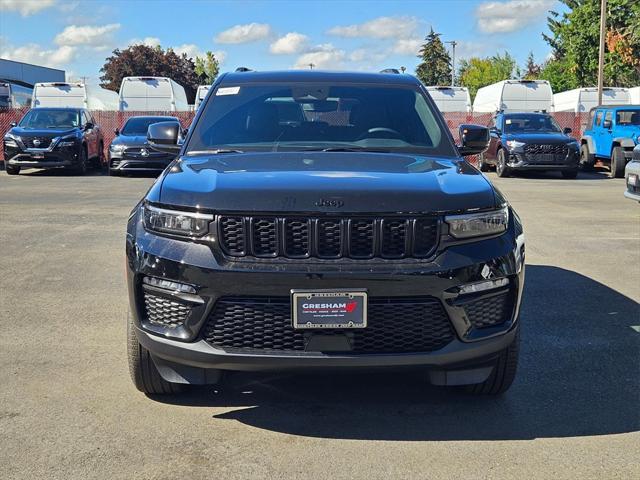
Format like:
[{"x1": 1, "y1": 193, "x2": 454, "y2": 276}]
[
  {"x1": 216, "y1": 86, "x2": 240, "y2": 96},
  {"x1": 505, "y1": 119, "x2": 512, "y2": 124}
]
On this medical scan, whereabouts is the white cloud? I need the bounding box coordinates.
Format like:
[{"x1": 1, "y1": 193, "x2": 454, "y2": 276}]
[
  {"x1": 0, "y1": 41, "x2": 77, "y2": 68},
  {"x1": 54, "y1": 23, "x2": 121, "y2": 46},
  {"x1": 476, "y1": 0, "x2": 554, "y2": 34},
  {"x1": 0, "y1": 0, "x2": 56, "y2": 16},
  {"x1": 173, "y1": 43, "x2": 203, "y2": 59},
  {"x1": 215, "y1": 23, "x2": 272, "y2": 44},
  {"x1": 269, "y1": 32, "x2": 309, "y2": 55},
  {"x1": 328, "y1": 16, "x2": 420, "y2": 40},
  {"x1": 212, "y1": 50, "x2": 227, "y2": 65},
  {"x1": 392, "y1": 38, "x2": 423, "y2": 56},
  {"x1": 293, "y1": 44, "x2": 346, "y2": 70},
  {"x1": 128, "y1": 36, "x2": 161, "y2": 47}
]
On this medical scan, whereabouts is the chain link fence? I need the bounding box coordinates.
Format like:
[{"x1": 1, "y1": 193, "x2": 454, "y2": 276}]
[{"x1": 1, "y1": 109, "x2": 589, "y2": 167}]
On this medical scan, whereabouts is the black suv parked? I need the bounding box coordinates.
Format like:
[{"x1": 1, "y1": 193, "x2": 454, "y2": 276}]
[
  {"x1": 108, "y1": 116, "x2": 180, "y2": 176},
  {"x1": 479, "y1": 112, "x2": 580, "y2": 178},
  {"x1": 3, "y1": 107, "x2": 104, "y2": 175},
  {"x1": 126, "y1": 70, "x2": 525, "y2": 396}
]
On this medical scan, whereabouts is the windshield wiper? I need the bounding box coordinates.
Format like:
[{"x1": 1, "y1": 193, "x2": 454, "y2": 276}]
[
  {"x1": 185, "y1": 149, "x2": 244, "y2": 156},
  {"x1": 305, "y1": 147, "x2": 391, "y2": 153}
]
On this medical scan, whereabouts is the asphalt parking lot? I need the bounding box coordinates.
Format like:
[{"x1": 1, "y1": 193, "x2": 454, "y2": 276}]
[{"x1": 1, "y1": 168, "x2": 638, "y2": 480}]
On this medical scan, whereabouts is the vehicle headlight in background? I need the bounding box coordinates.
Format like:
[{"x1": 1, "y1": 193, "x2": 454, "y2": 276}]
[
  {"x1": 506, "y1": 140, "x2": 526, "y2": 150},
  {"x1": 143, "y1": 204, "x2": 212, "y2": 237},
  {"x1": 3, "y1": 133, "x2": 20, "y2": 148},
  {"x1": 109, "y1": 143, "x2": 125, "y2": 153},
  {"x1": 57, "y1": 135, "x2": 77, "y2": 147},
  {"x1": 446, "y1": 206, "x2": 509, "y2": 239}
]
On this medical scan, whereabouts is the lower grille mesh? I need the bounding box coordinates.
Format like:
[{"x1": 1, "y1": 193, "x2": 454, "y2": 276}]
[
  {"x1": 203, "y1": 296, "x2": 454, "y2": 354},
  {"x1": 463, "y1": 292, "x2": 512, "y2": 329},
  {"x1": 143, "y1": 292, "x2": 190, "y2": 328}
]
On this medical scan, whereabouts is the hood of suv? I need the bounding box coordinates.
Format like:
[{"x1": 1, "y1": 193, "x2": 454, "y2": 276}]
[
  {"x1": 10, "y1": 126, "x2": 79, "y2": 138},
  {"x1": 503, "y1": 132, "x2": 573, "y2": 144},
  {"x1": 111, "y1": 135, "x2": 148, "y2": 147},
  {"x1": 151, "y1": 151, "x2": 497, "y2": 213}
]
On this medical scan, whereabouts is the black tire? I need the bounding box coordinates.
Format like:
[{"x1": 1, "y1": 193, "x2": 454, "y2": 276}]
[
  {"x1": 580, "y1": 143, "x2": 595, "y2": 171},
  {"x1": 477, "y1": 153, "x2": 490, "y2": 172},
  {"x1": 561, "y1": 169, "x2": 578, "y2": 179},
  {"x1": 127, "y1": 312, "x2": 184, "y2": 395},
  {"x1": 5, "y1": 164, "x2": 20, "y2": 175},
  {"x1": 610, "y1": 146, "x2": 626, "y2": 179},
  {"x1": 496, "y1": 149, "x2": 511, "y2": 177},
  {"x1": 72, "y1": 147, "x2": 88, "y2": 175},
  {"x1": 463, "y1": 331, "x2": 520, "y2": 395},
  {"x1": 108, "y1": 167, "x2": 118, "y2": 176}
]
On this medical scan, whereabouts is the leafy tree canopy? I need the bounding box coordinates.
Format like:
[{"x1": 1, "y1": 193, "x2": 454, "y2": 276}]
[
  {"x1": 458, "y1": 52, "x2": 518, "y2": 100},
  {"x1": 415, "y1": 28, "x2": 452, "y2": 86},
  {"x1": 194, "y1": 51, "x2": 220, "y2": 85}
]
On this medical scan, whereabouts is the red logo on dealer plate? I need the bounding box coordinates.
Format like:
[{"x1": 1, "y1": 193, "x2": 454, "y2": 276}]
[{"x1": 345, "y1": 302, "x2": 357, "y2": 313}]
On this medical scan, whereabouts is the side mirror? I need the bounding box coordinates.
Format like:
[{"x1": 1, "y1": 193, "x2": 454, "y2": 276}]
[
  {"x1": 603, "y1": 119, "x2": 612, "y2": 129},
  {"x1": 563, "y1": 127, "x2": 572, "y2": 135},
  {"x1": 147, "y1": 121, "x2": 181, "y2": 153},
  {"x1": 84, "y1": 122, "x2": 94, "y2": 130},
  {"x1": 458, "y1": 124, "x2": 490, "y2": 157},
  {"x1": 114, "y1": 128, "x2": 120, "y2": 136},
  {"x1": 633, "y1": 144, "x2": 640, "y2": 161},
  {"x1": 10, "y1": 122, "x2": 17, "y2": 127}
]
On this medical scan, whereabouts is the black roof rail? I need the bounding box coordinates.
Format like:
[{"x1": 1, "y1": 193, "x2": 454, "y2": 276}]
[
  {"x1": 380, "y1": 68, "x2": 400, "y2": 74},
  {"x1": 235, "y1": 67, "x2": 253, "y2": 72}
]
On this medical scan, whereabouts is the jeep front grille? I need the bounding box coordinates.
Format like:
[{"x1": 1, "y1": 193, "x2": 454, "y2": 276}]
[{"x1": 217, "y1": 215, "x2": 439, "y2": 260}]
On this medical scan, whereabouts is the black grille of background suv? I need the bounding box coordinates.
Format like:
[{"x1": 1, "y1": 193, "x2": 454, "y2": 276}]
[
  {"x1": 203, "y1": 296, "x2": 455, "y2": 354},
  {"x1": 217, "y1": 215, "x2": 439, "y2": 260}
]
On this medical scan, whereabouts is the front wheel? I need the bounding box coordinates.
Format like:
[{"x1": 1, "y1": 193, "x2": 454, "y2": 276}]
[
  {"x1": 5, "y1": 164, "x2": 20, "y2": 175},
  {"x1": 477, "y1": 153, "x2": 490, "y2": 172},
  {"x1": 610, "y1": 147, "x2": 626, "y2": 179},
  {"x1": 580, "y1": 144, "x2": 595, "y2": 171},
  {"x1": 496, "y1": 149, "x2": 511, "y2": 177},
  {"x1": 72, "y1": 147, "x2": 88, "y2": 175},
  {"x1": 127, "y1": 312, "x2": 184, "y2": 395},
  {"x1": 462, "y1": 332, "x2": 520, "y2": 395}
]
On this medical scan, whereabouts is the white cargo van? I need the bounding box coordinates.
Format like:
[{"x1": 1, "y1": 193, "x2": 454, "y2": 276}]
[
  {"x1": 629, "y1": 87, "x2": 640, "y2": 104},
  {"x1": 426, "y1": 86, "x2": 471, "y2": 112},
  {"x1": 32, "y1": 82, "x2": 119, "y2": 110},
  {"x1": 553, "y1": 87, "x2": 630, "y2": 112},
  {"x1": 472, "y1": 79, "x2": 554, "y2": 113},
  {"x1": 118, "y1": 77, "x2": 189, "y2": 112},
  {"x1": 0, "y1": 82, "x2": 32, "y2": 108},
  {"x1": 194, "y1": 85, "x2": 211, "y2": 110}
]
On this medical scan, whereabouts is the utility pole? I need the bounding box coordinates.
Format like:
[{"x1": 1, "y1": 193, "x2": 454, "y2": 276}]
[
  {"x1": 597, "y1": 0, "x2": 607, "y2": 105},
  {"x1": 445, "y1": 40, "x2": 457, "y2": 86},
  {"x1": 308, "y1": 63, "x2": 315, "y2": 70}
]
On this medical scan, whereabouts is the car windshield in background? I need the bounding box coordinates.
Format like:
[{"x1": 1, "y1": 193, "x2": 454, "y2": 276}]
[
  {"x1": 616, "y1": 110, "x2": 640, "y2": 126},
  {"x1": 19, "y1": 109, "x2": 80, "y2": 129},
  {"x1": 0, "y1": 95, "x2": 10, "y2": 108},
  {"x1": 122, "y1": 117, "x2": 177, "y2": 135},
  {"x1": 187, "y1": 83, "x2": 456, "y2": 156},
  {"x1": 504, "y1": 114, "x2": 562, "y2": 134}
]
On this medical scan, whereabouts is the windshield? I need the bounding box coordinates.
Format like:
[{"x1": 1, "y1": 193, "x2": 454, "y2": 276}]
[
  {"x1": 121, "y1": 117, "x2": 176, "y2": 135},
  {"x1": 616, "y1": 110, "x2": 640, "y2": 126},
  {"x1": 187, "y1": 83, "x2": 456, "y2": 156},
  {"x1": 19, "y1": 109, "x2": 80, "y2": 129},
  {"x1": 503, "y1": 114, "x2": 562, "y2": 134}
]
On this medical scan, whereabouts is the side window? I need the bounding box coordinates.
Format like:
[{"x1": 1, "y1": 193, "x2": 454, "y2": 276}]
[
  {"x1": 604, "y1": 111, "x2": 613, "y2": 125},
  {"x1": 595, "y1": 111, "x2": 603, "y2": 127}
]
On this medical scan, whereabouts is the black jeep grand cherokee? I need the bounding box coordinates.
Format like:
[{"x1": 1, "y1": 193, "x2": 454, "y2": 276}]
[{"x1": 126, "y1": 71, "x2": 525, "y2": 396}]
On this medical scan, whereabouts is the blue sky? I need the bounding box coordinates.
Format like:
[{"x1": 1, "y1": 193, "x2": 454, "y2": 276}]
[{"x1": 0, "y1": 0, "x2": 563, "y2": 83}]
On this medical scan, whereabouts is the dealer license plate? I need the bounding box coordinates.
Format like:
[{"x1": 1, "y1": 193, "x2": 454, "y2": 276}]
[{"x1": 291, "y1": 289, "x2": 367, "y2": 329}]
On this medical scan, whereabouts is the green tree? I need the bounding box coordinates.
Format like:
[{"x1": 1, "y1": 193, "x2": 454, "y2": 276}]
[
  {"x1": 543, "y1": 0, "x2": 640, "y2": 87},
  {"x1": 415, "y1": 28, "x2": 452, "y2": 86},
  {"x1": 194, "y1": 51, "x2": 220, "y2": 84},
  {"x1": 100, "y1": 44, "x2": 200, "y2": 103},
  {"x1": 523, "y1": 51, "x2": 542, "y2": 79},
  {"x1": 458, "y1": 52, "x2": 517, "y2": 99}
]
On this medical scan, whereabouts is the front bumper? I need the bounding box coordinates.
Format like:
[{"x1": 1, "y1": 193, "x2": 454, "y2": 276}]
[
  {"x1": 126, "y1": 207, "x2": 526, "y2": 383},
  {"x1": 5, "y1": 147, "x2": 79, "y2": 169},
  {"x1": 109, "y1": 152, "x2": 174, "y2": 172}
]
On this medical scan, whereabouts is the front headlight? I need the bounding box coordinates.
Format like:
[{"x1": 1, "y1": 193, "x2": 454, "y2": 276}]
[
  {"x1": 506, "y1": 140, "x2": 525, "y2": 150},
  {"x1": 109, "y1": 143, "x2": 125, "y2": 153},
  {"x1": 143, "y1": 204, "x2": 213, "y2": 237},
  {"x1": 3, "y1": 133, "x2": 20, "y2": 148},
  {"x1": 446, "y1": 206, "x2": 509, "y2": 239},
  {"x1": 57, "y1": 135, "x2": 77, "y2": 148}
]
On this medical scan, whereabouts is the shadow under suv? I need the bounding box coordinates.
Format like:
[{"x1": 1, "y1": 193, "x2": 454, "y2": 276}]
[{"x1": 126, "y1": 70, "x2": 526, "y2": 396}]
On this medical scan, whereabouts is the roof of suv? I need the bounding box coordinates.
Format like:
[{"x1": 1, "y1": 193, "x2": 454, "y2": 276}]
[
  {"x1": 589, "y1": 104, "x2": 640, "y2": 113},
  {"x1": 219, "y1": 70, "x2": 421, "y2": 86}
]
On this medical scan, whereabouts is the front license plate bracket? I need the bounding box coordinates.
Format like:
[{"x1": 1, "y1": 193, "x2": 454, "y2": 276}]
[{"x1": 291, "y1": 289, "x2": 367, "y2": 329}]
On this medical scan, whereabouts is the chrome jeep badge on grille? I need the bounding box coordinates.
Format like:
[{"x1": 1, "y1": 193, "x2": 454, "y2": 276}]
[{"x1": 315, "y1": 198, "x2": 344, "y2": 208}]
